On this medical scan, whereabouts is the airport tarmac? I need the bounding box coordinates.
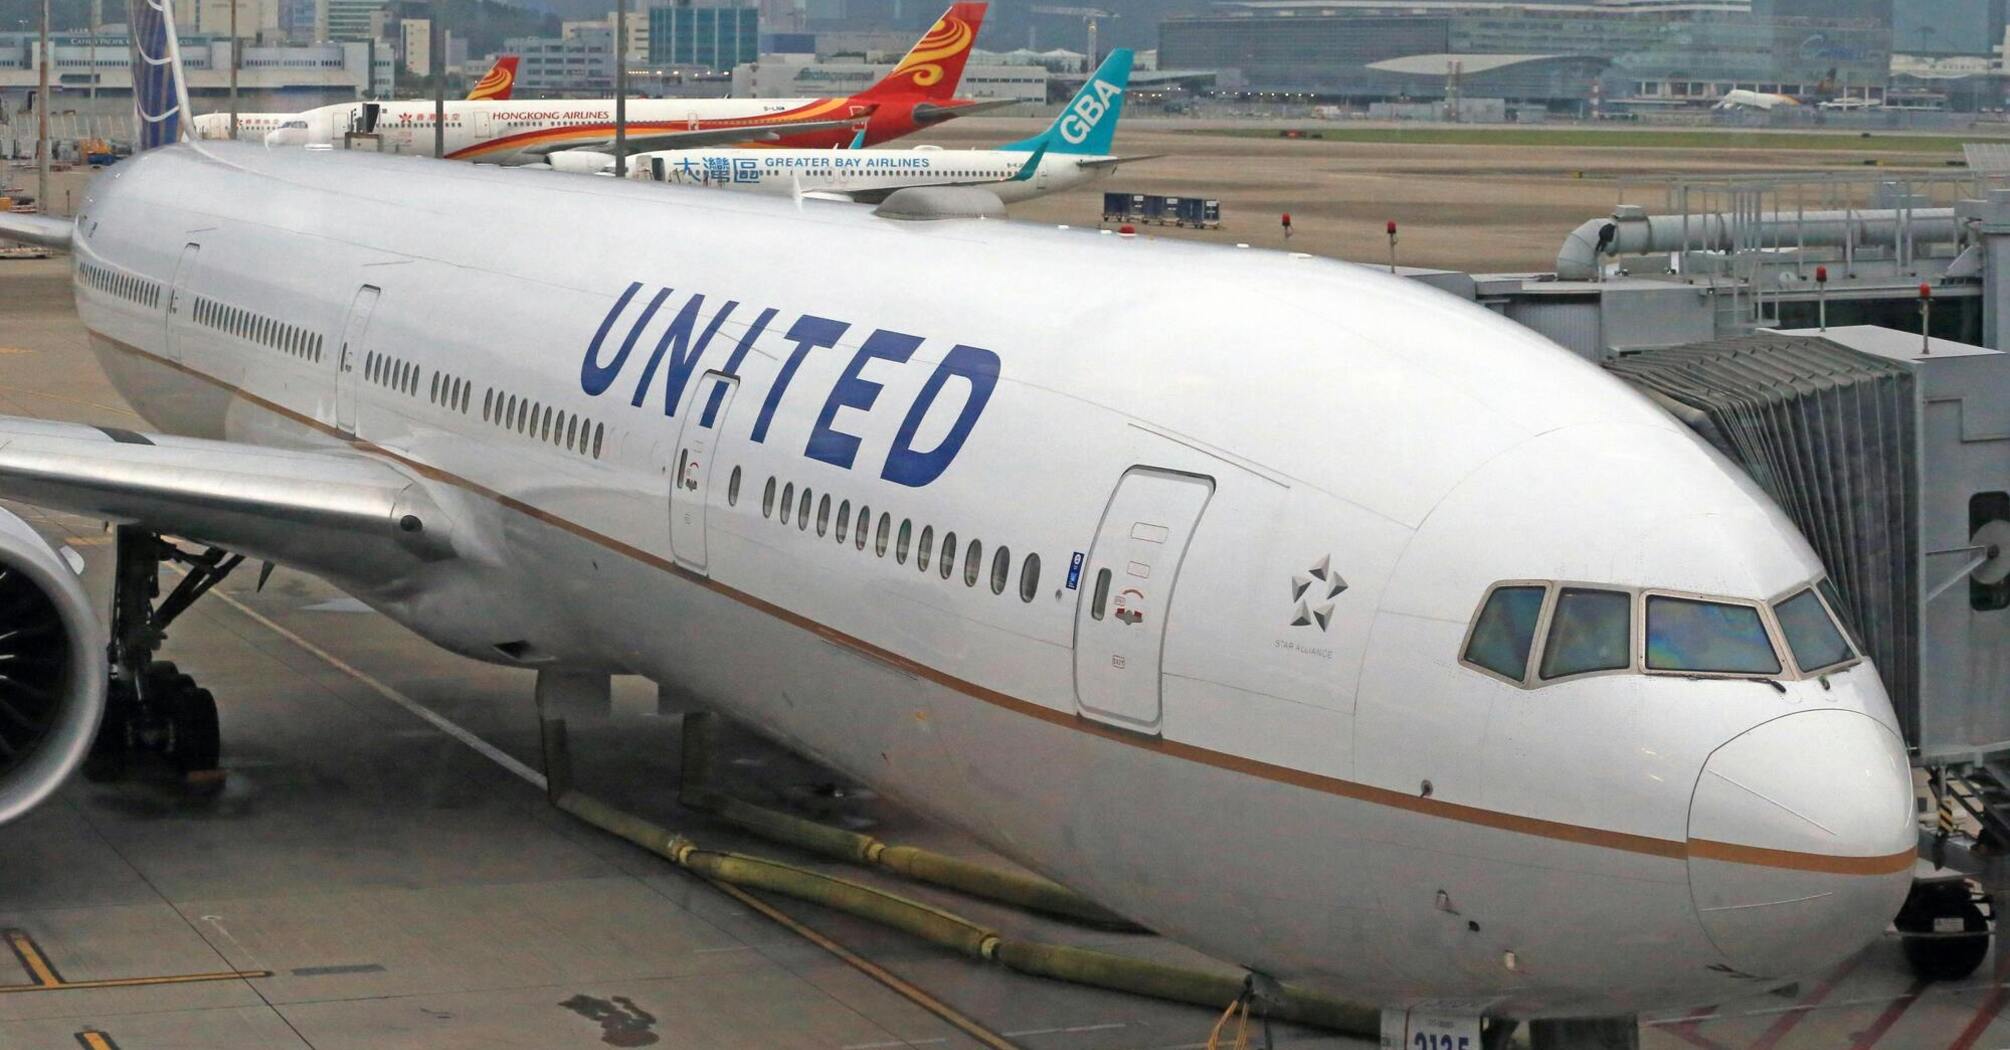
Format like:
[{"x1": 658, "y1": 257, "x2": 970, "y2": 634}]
[
  {"x1": 916, "y1": 118, "x2": 1980, "y2": 272},
  {"x1": 1, "y1": 139, "x2": 2007, "y2": 1046}
]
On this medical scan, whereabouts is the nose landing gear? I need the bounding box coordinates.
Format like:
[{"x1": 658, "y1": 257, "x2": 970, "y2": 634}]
[
  {"x1": 1896, "y1": 876, "x2": 1991, "y2": 982},
  {"x1": 83, "y1": 526, "x2": 232, "y2": 786}
]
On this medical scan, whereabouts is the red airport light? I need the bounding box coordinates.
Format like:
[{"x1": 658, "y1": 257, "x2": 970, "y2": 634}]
[
  {"x1": 1815, "y1": 265, "x2": 1827, "y2": 284},
  {"x1": 1919, "y1": 282, "x2": 1932, "y2": 300}
]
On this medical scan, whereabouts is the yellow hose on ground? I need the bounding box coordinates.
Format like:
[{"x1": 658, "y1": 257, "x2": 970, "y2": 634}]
[
  {"x1": 677, "y1": 712, "x2": 1139, "y2": 929},
  {"x1": 553, "y1": 788, "x2": 1379, "y2": 1040}
]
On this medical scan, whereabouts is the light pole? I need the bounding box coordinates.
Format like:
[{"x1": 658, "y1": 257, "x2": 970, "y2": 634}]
[
  {"x1": 614, "y1": 0, "x2": 627, "y2": 177},
  {"x1": 230, "y1": 0, "x2": 240, "y2": 140},
  {"x1": 36, "y1": 0, "x2": 48, "y2": 214}
]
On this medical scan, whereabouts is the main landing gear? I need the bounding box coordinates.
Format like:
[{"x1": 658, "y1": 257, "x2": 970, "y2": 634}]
[{"x1": 84, "y1": 526, "x2": 233, "y2": 785}]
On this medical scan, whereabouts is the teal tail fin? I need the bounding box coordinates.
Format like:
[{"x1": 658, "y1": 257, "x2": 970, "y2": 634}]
[
  {"x1": 130, "y1": 0, "x2": 192, "y2": 150},
  {"x1": 1000, "y1": 48, "x2": 1132, "y2": 156}
]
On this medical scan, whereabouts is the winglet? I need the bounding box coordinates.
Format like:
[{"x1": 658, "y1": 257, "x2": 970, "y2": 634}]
[
  {"x1": 1009, "y1": 139, "x2": 1047, "y2": 182},
  {"x1": 1000, "y1": 48, "x2": 1132, "y2": 156},
  {"x1": 130, "y1": 0, "x2": 192, "y2": 151}
]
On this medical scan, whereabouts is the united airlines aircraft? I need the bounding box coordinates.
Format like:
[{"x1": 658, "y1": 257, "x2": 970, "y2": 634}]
[
  {"x1": 189, "y1": 4, "x2": 1003, "y2": 163},
  {"x1": 555, "y1": 49, "x2": 1150, "y2": 207},
  {"x1": 0, "y1": 2, "x2": 1917, "y2": 1043}
]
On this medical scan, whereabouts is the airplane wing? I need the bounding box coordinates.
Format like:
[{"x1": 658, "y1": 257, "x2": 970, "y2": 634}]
[
  {"x1": 0, "y1": 212, "x2": 75, "y2": 251},
  {"x1": 1075, "y1": 154, "x2": 1165, "y2": 169},
  {"x1": 912, "y1": 98, "x2": 1021, "y2": 122},
  {"x1": 525, "y1": 116, "x2": 872, "y2": 157},
  {"x1": 0, "y1": 416, "x2": 459, "y2": 583}
]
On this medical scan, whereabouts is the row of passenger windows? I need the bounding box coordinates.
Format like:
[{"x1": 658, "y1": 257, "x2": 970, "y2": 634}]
[
  {"x1": 481, "y1": 387, "x2": 606, "y2": 459},
  {"x1": 430, "y1": 371, "x2": 473, "y2": 414},
  {"x1": 735, "y1": 468, "x2": 1042, "y2": 603},
  {"x1": 1461, "y1": 579, "x2": 1858, "y2": 687},
  {"x1": 80, "y1": 261, "x2": 160, "y2": 309},
  {"x1": 196, "y1": 296, "x2": 323, "y2": 363},
  {"x1": 365, "y1": 350, "x2": 419, "y2": 396}
]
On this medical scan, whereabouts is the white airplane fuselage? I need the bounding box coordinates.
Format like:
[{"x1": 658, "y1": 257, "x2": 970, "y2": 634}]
[
  {"x1": 595, "y1": 147, "x2": 1116, "y2": 204},
  {"x1": 63, "y1": 143, "x2": 1915, "y2": 1020},
  {"x1": 192, "y1": 97, "x2": 886, "y2": 164}
]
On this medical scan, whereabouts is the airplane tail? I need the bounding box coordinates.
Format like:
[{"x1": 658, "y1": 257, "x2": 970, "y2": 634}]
[
  {"x1": 467, "y1": 55, "x2": 519, "y2": 101},
  {"x1": 129, "y1": 0, "x2": 192, "y2": 150},
  {"x1": 856, "y1": 2, "x2": 986, "y2": 101},
  {"x1": 1000, "y1": 48, "x2": 1131, "y2": 156}
]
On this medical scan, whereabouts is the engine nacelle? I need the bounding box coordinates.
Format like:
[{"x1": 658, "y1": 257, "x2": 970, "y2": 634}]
[
  {"x1": 0, "y1": 509, "x2": 106, "y2": 826},
  {"x1": 546, "y1": 150, "x2": 616, "y2": 176}
]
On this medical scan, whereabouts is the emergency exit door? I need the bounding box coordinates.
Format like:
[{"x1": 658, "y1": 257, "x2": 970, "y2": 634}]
[
  {"x1": 669, "y1": 371, "x2": 739, "y2": 572},
  {"x1": 333, "y1": 285, "x2": 380, "y2": 435},
  {"x1": 163, "y1": 243, "x2": 200, "y2": 362},
  {"x1": 1072, "y1": 468, "x2": 1215, "y2": 733}
]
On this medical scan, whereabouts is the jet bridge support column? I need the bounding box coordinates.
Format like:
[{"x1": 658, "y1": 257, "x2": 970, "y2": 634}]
[
  {"x1": 1529, "y1": 1017, "x2": 1639, "y2": 1050},
  {"x1": 1979, "y1": 189, "x2": 2010, "y2": 352},
  {"x1": 534, "y1": 670, "x2": 611, "y2": 722}
]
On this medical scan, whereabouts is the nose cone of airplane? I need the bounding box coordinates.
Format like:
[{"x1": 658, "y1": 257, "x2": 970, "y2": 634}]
[{"x1": 1687, "y1": 709, "x2": 1915, "y2": 979}]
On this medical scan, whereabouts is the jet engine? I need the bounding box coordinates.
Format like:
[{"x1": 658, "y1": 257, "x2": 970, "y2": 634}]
[{"x1": 0, "y1": 508, "x2": 106, "y2": 826}]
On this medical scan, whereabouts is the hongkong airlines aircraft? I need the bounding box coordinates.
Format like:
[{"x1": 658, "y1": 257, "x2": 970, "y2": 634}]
[
  {"x1": 190, "y1": 3, "x2": 1002, "y2": 164},
  {"x1": 0, "y1": 3, "x2": 1917, "y2": 1045}
]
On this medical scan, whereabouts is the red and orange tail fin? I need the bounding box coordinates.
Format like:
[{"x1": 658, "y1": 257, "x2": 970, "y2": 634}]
[
  {"x1": 467, "y1": 55, "x2": 518, "y2": 101},
  {"x1": 858, "y1": 2, "x2": 985, "y2": 100}
]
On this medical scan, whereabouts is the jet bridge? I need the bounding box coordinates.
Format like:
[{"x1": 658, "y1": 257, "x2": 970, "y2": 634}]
[{"x1": 1606, "y1": 324, "x2": 2010, "y2": 976}]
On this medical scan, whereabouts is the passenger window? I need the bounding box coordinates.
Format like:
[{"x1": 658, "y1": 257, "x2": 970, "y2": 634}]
[
  {"x1": 939, "y1": 532, "x2": 957, "y2": 579},
  {"x1": 762, "y1": 477, "x2": 776, "y2": 518},
  {"x1": 780, "y1": 483, "x2": 795, "y2": 524},
  {"x1": 1020, "y1": 553, "x2": 1040, "y2": 602},
  {"x1": 727, "y1": 467, "x2": 741, "y2": 507},
  {"x1": 816, "y1": 495, "x2": 831, "y2": 537},
  {"x1": 1645, "y1": 596, "x2": 1780, "y2": 675},
  {"x1": 1539, "y1": 588, "x2": 1632, "y2": 680},
  {"x1": 877, "y1": 513, "x2": 892, "y2": 557},
  {"x1": 1774, "y1": 588, "x2": 1853, "y2": 674},
  {"x1": 593, "y1": 424, "x2": 604, "y2": 458},
  {"x1": 1090, "y1": 568, "x2": 1112, "y2": 620},
  {"x1": 798, "y1": 488, "x2": 813, "y2": 531},
  {"x1": 1462, "y1": 584, "x2": 1546, "y2": 682},
  {"x1": 964, "y1": 540, "x2": 982, "y2": 587},
  {"x1": 835, "y1": 500, "x2": 850, "y2": 543},
  {"x1": 917, "y1": 526, "x2": 935, "y2": 571},
  {"x1": 855, "y1": 505, "x2": 871, "y2": 551},
  {"x1": 991, "y1": 546, "x2": 1010, "y2": 594},
  {"x1": 896, "y1": 519, "x2": 912, "y2": 564}
]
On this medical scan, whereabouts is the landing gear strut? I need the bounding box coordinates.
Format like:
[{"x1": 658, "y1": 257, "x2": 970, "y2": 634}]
[
  {"x1": 1897, "y1": 876, "x2": 1991, "y2": 982},
  {"x1": 84, "y1": 526, "x2": 234, "y2": 784}
]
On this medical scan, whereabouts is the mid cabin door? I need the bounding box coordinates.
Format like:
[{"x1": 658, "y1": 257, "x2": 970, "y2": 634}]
[
  {"x1": 163, "y1": 242, "x2": 200, "y2": 362},
  {"x1": 1072, "y1": 467, "x2": 1215, "y2": 734},
  {"x1": 333, "y1": 285, "x2": 380, "y2": 434},
  {"x1": 669, "y1": 371, "x2": 739, "y2": 572}
]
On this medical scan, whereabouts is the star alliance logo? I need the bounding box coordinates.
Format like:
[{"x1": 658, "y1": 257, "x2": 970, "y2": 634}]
[{"x1": 1290, "y1": 555, "x2": 1347, "y2": 631}]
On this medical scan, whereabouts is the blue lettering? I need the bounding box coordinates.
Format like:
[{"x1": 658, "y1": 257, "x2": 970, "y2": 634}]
[
  {"x1": 805, "y1": 329, "x2": 921, "y2": 470},
  {"x1": 704, "y1": 306, "x2": 777, "y2": 426},
  {"x1": 881, "y1": 344, "x2": 999, "y2": 488},
  {"x1": 629, "y1": 294, "x2": 738, "y2": 414},
  {"x1": 751, "y1": 314, "x2": 849, "y2": 444},
  {"x1": 580, "y1": 282, "x2": 648, "y2": 396}
]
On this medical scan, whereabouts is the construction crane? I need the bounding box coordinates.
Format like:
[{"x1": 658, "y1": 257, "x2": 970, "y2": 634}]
[{"x1": 1031, "y1": 5, "x2": 1116, "y2": 66}]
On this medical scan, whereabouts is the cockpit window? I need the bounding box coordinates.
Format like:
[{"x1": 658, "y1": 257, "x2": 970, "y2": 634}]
[
  {"x1": 1774, "y1": 588, "x2": 1854, "y2": 674},
  {"x1": 1463, "y1": 585, "x2": 1545, "y2": 681},
  {"x1": 1539, "y1": 588, "x2": 1631, "y2": 680},
  {"x1": 1645, "y1": 596, "x2": 1780, "y2": 675}
]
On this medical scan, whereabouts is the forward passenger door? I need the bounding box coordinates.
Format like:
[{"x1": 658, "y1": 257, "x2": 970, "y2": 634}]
[
  {"x1": 1072, "y1": 467, "x2": 1215, "y2": 734},
  {"x1": 333, "y1": 286, "x2": 380, "y2": 435}
]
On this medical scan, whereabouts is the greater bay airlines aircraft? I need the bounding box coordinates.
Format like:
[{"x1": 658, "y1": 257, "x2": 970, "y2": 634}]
[
  {"x1": 190, "y1": 3, "x2": 1004, "y2": 164},
  {"x1": 0, "y1": 1, "x2": 1917, "y2": 1041},
  {"x1": 555, "y1": 49, "x2": 1150, "y2": 206}
]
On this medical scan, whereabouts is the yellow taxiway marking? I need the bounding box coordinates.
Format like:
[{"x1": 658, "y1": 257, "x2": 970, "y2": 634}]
[
  {"x1": 1, "y1": 929, "x2": 270, "y2": 995},
  {"x1": 75, "y1": 1030, "x2": 119, "y2": 1050}
]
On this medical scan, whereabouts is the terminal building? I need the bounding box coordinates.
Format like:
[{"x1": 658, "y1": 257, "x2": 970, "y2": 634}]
[{"x1": 1158, "y1": 0, "x2": 1893, "y2": 111}]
